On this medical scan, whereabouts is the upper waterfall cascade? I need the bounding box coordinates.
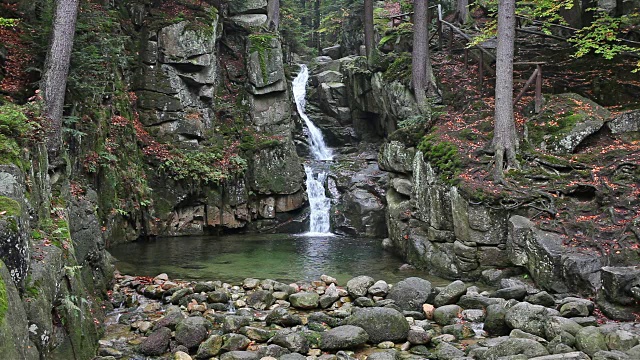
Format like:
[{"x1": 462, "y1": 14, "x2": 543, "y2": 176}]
[
  {"x1": 292, "y1": 64, "x2": 333, "y2": 161},
  {"x1": 293, "y1": 65, "x2": 333, "y2": 235}
]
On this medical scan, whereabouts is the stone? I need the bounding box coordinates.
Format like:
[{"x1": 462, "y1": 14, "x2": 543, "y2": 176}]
[
  {"x1": 140, "y1": 327, "x2": 172, "y2": 356},
  {"x1": 243, "y1": 278, "x2": 261, "y2": 289},
  {"x1": 320, "y1": 325, "x2": 369, "y2": 350},
  {"x1": 386, "y1": 277, "x2": 432, "y2": 312},
  {"x1": 270, "y1": 329, "x2": 310, "y2": 354},
  {"x1": 461, "y1": 309, "x2": 485, "y2": 322},
  {"x1": 433, "y1": 342, "x2": 465, "y2": 360},
  {"x1": 442, "y1": 323, "x2": 475, "y2": 340},
  {"x1": 600, "y1": 266, "x2": 640, "y2": 305},
  {"x1": 366, "y1": 350, "x2": 398, "y2": 360},
  {"x1": 433, "y1": 305, "x2": 462, "y2": 326},
  {"x1": 322, "y1": 45, "x2": 342, "y2": 59},
  {"x1": 246, "y1": 36, "x2": 285, "y2": 92},
  {"x1": 354, "y1": 297, "x2": 375, "y2": 307},
  {"x1": 525, "y1": 291, "x2": 556, "y2": 307},
  {"x1": 312, "y1": 70, "x2": 343, "y2": 86},
  {"x1": 560, "y1": 301, "x2": 590, "y2": 317},
  {"x1": 257, "y1": 344, "x2": 291, "y2": 358},
  {"x1": 368, "y1": 280, "x2": 389, "y2": 296},
  {"x1": 174, "y1": 351, "x2": 193, "y2": 360},
  {"x1": 158, "y1": 21, "x2": 216, "y2": 64},
  {"x1": 345, "y1": 307, "x2": 409, "y2": 343},
  {"x1": 221, "y1": 333, "x2": 251, "y2": 352},
  {"x1": 510, "y1": 329, "x2": 548, "y2": 343},
  {"x1": 434, "y1": 280, "x2": 467, "y2": 307},
  {"x1": 527, "y1": 352, "x2": 590, "y2": 360},
  {"x1": 220, "y1": 351, "x2": 260, "y2": 360},
  {"x1": 155, "y1": 306, "x2": 185, "y2": 330},
  {"x1": 175, "y1": 316, "x2": 209, "y2": 349},
  {"x1": 346, "y1": 276, "x2": 375, "y2": 298},
  {"x1": 605, "y1": 330, "x2": 639, "y2": 352},
  {"x1": 228, "y1": 0, "x2": 267, "y2": 15},
  {"x1": 196, "y1": 334, "x2": 223, "y2": 359},
  {"x1": 246, "y1": 290, "x2": 275, "y2": 310},
  {"x1": 527, "y1": 93, "x2": 609, "y2": 154},
  {"x1": 207, "y1": 291, "x2": 230, "y2": 303},
  {"x1": 407, "y1": 329, "x2": 432, "y2": 345},
  {"x1": 575, "y1": 326, "x2": 608, "y2": 356},
  {"x1": 483, "y1": 338, "x2": 549, "y2": 359},
  {"x1": 223, "y1": 316, "x2": 251, "y2": 334},
  {"x1": 607, "y1": 109, "x2": 640, "y2": 134},
  {"x1": 505, "y1": 302, "x2": 560, "y2": 338},
  {"x1": 493, "y1": 286, "x2": 528, "y2": 301},
  {"x1": 545, "y1": 316, "x2": 583, "y2": 339},
  {"x1": 230, "y1": 14, "x2": 267, "y2": 29},
  {"x1": 289, "y1": 292, "x2": 319, "y2": 309},
  {"x1": 308, "y1": 312, "x2": 342, "y2": 328}
]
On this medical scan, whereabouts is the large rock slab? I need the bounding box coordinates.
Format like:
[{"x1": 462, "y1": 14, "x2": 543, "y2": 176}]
[
  {"x1": 229, "y1": 0, "x2": 267, "y2": 15},
  {"x1": 527, "y1": 93, "x2": 609, "y2": 154},
  {"x1": 505, "y1": 302, "x2": 560, "y2": 338},
  {"x1": 345, "y1": 307, "x2": 409, "y2": 343},
  {"x1": 246, "y1": 35, "x2": 285, "y2": 94},
  {"x1": 386, "y1": 277, "x2": 432, "y2": 312}
]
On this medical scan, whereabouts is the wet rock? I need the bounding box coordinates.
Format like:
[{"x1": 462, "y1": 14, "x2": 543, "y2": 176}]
[
  {"x1": 196, "y1": 334, "x2": 223, "y2": 359},
  {"x1": 493, "y1": 286, "x2": 528, "y2": 301},
  {"x1": 461, "y1": 309, "x2": 485, "y2": 322},
  {"x1": 140, "y1": 327, "x2": 172, "y2": 356},
  {"x1": 170, "y1": 288, "x2": 194, "y2": 304},
  {"x1": 176, "y1": 316, "x2": 209, "y2": 349},
  {"x1": 174, "y1": 351, "x2": 193, "y2": 360},
  {"x1": 222, "y1": 333, "x2": 251, "y2": 351},
  {"x1": 270, "y1": 329, "x2": 310, "y2": 354},
  {"x1": 605, "y1": 330, "x2": 639, "y2": 352},
  {"x1": 155, "y1": 306, "x2": 186, "y2": 330},
  {"x1": 354, "y1": 297, "x2": 375, "y2": 307},
  {"x1": 442, "y1": 323, "x2": 475, "y2": 340},
  {"x1": 346, "y1": 276, "x2": 375, "y2": 298},
  {"x1": 346, "y1": 307, "x2": 409, "y2": 343},
  {"x1": 433, "y1": 305, "x2": 462, "y2": 326},
  {"x1": 320, "y1": 325, "x2": 369, "y2": 350},
  {"x1": 308, "y1": 312, "x2": 342, "y2": 328},
  {"x1": 525, "y1": 291, "x2": 556, "y2": 307},
  {"x1": 386, "y1": 277, "x2": 432, "y2": 312},
  {"x1": 289, "y1": 292, "x2": 319, "y2": 309},
  {"x1": 458, "y1": 294, "x2": 505, "y2": 309},
  {"x1": 434, "y1": 280, "x2": 467, "y2": 307},
  {"x1": 505, "y1": 302, "x2": 560, "y2": 337},
  {"x1": 207, "y1": 291, "x2": 230, "y2": 303},
  {"x1": 575, "y1": 326, "x2": 608, "y2": 356},
  {"x1": 407, "y1": 328, "x2": 432, "y2": 345},
  {"x1": 220, "y1": 350, "x2": 260, "y2": 360},
  {"x1": 368, "y1": 280, "x2": 389, "y2": 297},
  {"x1": 223, "y1": 316, "x2": 252, "y2": 333},
  {"x1": 246, "y1": 290, "x2": 275, "y2": 310},
  {"x1": 319, "y1": 293, "x2": 340, "y2": 309},
  {"x1": 483, "y1": 338, "x2": 549, "y2": 358},
  {"x1": 240, "y1": 326, "x2": 274, "y2": 342},
  {"x1": 433, "y1": 342, "x2": 465, "y2": 360}
]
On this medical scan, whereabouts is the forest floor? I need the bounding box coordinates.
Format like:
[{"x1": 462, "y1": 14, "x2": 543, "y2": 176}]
[{"x1": 428, "y1": 27, "x2": 640, "y2": 261}]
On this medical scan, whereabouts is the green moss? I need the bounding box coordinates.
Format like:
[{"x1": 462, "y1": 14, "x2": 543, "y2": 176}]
[
  {"x1": 0, "y1": 196, "x2": 21, "y2": 217},
  {"x1": 418, "y1": 133, "x2": 462, "y2": 184},
  {"x1": 0, "y1": 103, "x2": 34, "y2": 170},
  {"x1": 383, "y1": 52, "x2": 412, "y2": 85},
  {"x1": 248, "y1": 34, "x2": 277, "y2": 84},
  {"x1": 0, "y1": 270, "x2": 7, "y2": 324}
]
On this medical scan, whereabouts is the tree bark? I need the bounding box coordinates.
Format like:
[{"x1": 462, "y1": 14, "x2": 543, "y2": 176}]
[
  {"x1": 456, "y1": 0, "x2": 470, "y2": 24},
  {"x1": 412, "y1": 0, "x2": 438, "y2": 110},
  {"x1": 267, "y1": 0, "x2": 280, "y2": 31},
  {"x1": 492, "y1": 0, "x2": 519, "y2": 181},
  {"x1": 314, "y1": 0, "x2": 321, "y2": 50},
  {"x1": 41, "y1": 0, "x2": 80, "y2": 158},
  {"x1": 364, "y1": 0, "x2": 374, "y2": 59}
]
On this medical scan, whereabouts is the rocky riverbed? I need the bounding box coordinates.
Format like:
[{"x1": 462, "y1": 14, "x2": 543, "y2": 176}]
[{"x1": 95, "y1": 272, "x2": 640, "y2": 360}]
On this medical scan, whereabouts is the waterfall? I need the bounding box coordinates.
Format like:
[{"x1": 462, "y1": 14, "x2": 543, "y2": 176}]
[{"x1": 292, "y1": 64, "x2": 333, "y2": 235}]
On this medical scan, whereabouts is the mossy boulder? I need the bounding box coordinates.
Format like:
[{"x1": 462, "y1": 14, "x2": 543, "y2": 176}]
[
  {"x1": 345, "y1": 307, "x2": 409, "y2": 343},
  {"x1": 527, "y1": 93, "x2": 610, "y2": 154}
]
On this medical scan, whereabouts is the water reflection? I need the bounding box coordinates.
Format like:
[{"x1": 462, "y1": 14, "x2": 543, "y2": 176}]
[{"x1": 109, "y1": 233, "x2": 447, "y2": 285}]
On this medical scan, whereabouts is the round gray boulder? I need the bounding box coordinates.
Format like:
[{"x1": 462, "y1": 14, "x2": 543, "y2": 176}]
[
  {"x1": 345, "y1": 307, "x2": 409, "y2": 343},
  {"x1": 320, "y1": 325, "x2": 369, "y2": 350},
  {"x1": 346, "y1": 276, "x2": 375, "y2": 298},
  {"x1": 387, "y1": 277, "x2": 433, "y2": 312}
]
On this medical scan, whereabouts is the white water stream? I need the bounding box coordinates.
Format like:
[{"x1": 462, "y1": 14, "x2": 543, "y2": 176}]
[{"x1": 292, "y1": 65, "x2": 333, "y2": 235}]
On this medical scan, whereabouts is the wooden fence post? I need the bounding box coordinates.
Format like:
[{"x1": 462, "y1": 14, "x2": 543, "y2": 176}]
[{"x1": 535, "y1": 63, "x2": 542, "y2": 113}]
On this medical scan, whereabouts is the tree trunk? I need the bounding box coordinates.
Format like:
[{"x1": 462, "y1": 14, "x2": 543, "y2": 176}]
[
  {"x1": 411, "y1": 0, "x2": 438, "y2": 110},
  {"x1": 456, "y1": 0, "x2": 470, "y2": 24},
  {"x1": 41, "y1": 0, "x2": 80, "y2": 158},
  {"x1": 267, "y1": 0, "x2": 280, "y2": 31},
  {"x1": 364, "y1": 0, "x2": 374, "y2": 59},
  {"x1": 492, "y1": 0, "x2": 519, "y2": 181},
  {"x1": 314, "y1": 0, "x2": 321, "y2": 50}
]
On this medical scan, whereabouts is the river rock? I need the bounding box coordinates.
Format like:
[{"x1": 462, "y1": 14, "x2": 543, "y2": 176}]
[
  {"x1": 493, "y1": 286, "x2": 528, "y2": 301},
  {"x1": 525, "y1": 291, "x2": 556, "y2": 307},
  {"x1": 220, "y1": 351, "x2": 260, "y2": 360},
  {"x1": 592, "y1": 350, "x2": 631, "y2": 360},
  {"x1": 222, "y1": 333, "x2": 251, "y2": 351},
  {"x1": 346, "y1": 307, "x2": 409, "y2": 343},
  {"x1": 270, "y1": 329, "x2": 310, "y2": 353},
  {"x1": 257, "y1": 344, "x2": 291, "y2": 358},
  {"x1": 433, "y1": 342, "x2": 465, "y2": 360},
  {"x1": 246, "y1": 290, "x2": 275, "y2": 310},
  {"x1": 196, "y1": 334, "x2": 223, "y2": 358},
  {"x1": 433, "y1": 305, "x2": 462, "y2": 326},
  {"x1": 289, "y1": 292, "x2": 320, "y2": 309},
  {"x1": 545, "y1": 316, "x2": 583, "y2": 339},
  {"x1": 560, "y1": 301, "x2": 590, "y2": 317},
  {"x1": 386, "y1": 277, "x2": 432, "y2": 312},
  {"x1": 223, "y1": 316, "x2": 251, "y2": 333},
  {"x1": 266, "y1": 307, "x2": 302, "y2": 327},
  {"x1": 483, "y1": 338, "x2": 549, "y2": 358},
  {"x1": 368, "y1": 280, "x2": 389, "y2": 296},
  {"x1": 174, "y1": 351, "x2": 192, "y2": 360},
  {"x1": 434, "y1": 280, "x2": 467, "y2": 307},
  {"x1": 366, "y1": 350, "x2": 398, "y2": 360},
  {"x1": 320, "y1": 325, "x2": 369, "y2": 350},
  {"x1": 309, "y1": 312, "x2": 342, "y2": 328},
  {"x1": 176, "y1": 316, "x2": 209, "y2": 349},
  {"x1": 207, "y1": 291, "x2": 230, "y2": 303},
  {"x1": 140, "y1": 327, "x2": 172, "y2": 356},
  {"x1": 346, "y1": 276, "x2": 375, "y2": 297},
  {"x1": 605, "y1": 330, "x2": 639, "y2": 351},
  {"x1": 505, "y1": 302, "x2": 560, "y2": 337},
  {"x1": 575, "y1": 326, "x2": 608, "y2": 356},
  {"x1": 154, "y1": 305, "x2": 185, "y2": 330}
]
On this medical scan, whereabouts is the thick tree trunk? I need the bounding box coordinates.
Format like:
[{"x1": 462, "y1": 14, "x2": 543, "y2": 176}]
[
  {"x1": 456, "y1": 0, "x2": 470, "y2": 24},
  {"x1": 364, "y1": 0, "x2": 374, "y2": 59},
  {"x1": 267, "y1": 0, "x2": 280, "y2": 31},
  {"x1": 492, "y1": 0, "x2": 519, "y2": 181},
  {"x1": 41, "y1": 0, "x2": 80, "y2": 158},
  {"x1": 411, "y1": 0, "x2": 438, "y2": 110}
]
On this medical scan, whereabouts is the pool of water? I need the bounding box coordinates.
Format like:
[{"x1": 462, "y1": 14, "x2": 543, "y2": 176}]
[{"x1": 108, "y1": 233, "x2": 449, "y2": 285}]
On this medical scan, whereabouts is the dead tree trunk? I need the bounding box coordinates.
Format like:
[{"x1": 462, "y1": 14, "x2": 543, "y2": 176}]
[{"x1": 41, "y1": 0, "x2": 80, "y2": 159}]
